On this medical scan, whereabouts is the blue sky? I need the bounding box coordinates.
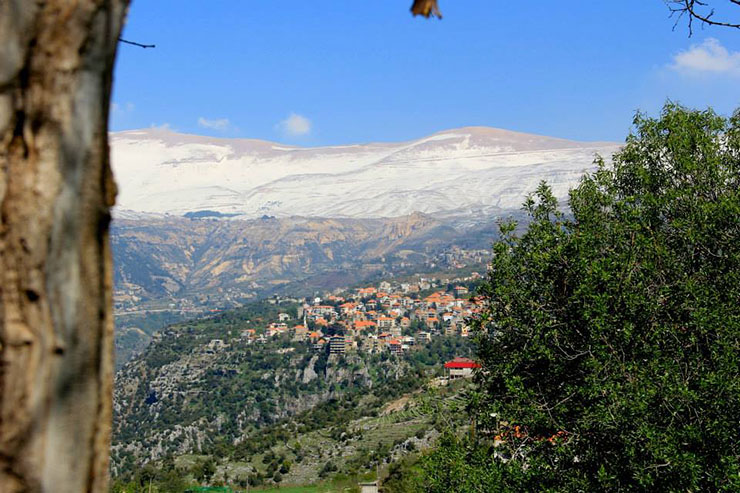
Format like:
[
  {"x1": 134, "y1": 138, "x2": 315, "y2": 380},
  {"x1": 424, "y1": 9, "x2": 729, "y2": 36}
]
[{"x1": 111, "y1": 0, "x2": 740, "y2": 145}]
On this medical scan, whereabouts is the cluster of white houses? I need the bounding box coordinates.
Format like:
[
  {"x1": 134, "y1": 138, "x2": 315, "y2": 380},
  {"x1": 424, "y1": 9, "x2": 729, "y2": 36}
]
[{"x1": 243, "y1": 280, "x2": 483, "y2": 356}]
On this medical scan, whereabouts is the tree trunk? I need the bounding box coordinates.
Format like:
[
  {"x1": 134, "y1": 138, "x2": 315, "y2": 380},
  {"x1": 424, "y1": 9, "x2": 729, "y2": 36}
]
[{"x1": 0, "y1": 1, "x2": 129, "y2": 491}]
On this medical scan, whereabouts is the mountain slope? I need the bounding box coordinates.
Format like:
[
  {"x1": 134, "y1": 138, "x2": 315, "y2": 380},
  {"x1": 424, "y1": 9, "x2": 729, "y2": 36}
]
[
  {"x1": 111, "y1": 213, "x2": 491, "y2": 304},
  {"x1": 111, "y1": 300, "x2": 472, "y2": 481},
  {"x1": 110, "y1": 127, "x2": 619, "y2": 219}
]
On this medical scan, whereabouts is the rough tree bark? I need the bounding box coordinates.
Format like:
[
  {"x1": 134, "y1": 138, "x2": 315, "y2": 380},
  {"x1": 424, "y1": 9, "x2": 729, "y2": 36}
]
[{"x1": 0, "y1": 1, "x2": 129, "y2": 492}]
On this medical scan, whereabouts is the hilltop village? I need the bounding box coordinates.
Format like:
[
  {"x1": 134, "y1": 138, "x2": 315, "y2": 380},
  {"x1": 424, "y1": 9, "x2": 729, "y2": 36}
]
[{"x1": 235, "y1": 274, "x2": 485, "y2": 357}]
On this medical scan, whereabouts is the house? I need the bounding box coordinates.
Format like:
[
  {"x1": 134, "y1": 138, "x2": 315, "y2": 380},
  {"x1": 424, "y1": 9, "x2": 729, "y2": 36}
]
[
  {"x1": 278, "y1": 312, "x2": 291, "y2": 322},
  {"x1": 313, "y1": 338, "x2": 327, "y2": 351},
  {"x1": 339, "y1": 302, "x2": 358, "y2": 314},
  {"x1": 389, "y1": 339, "x2": 403, "y2": 355},
  {"x1": 358, "y1": 482, "x2": 379, "y2": 493},
  {"x1": 424, "y1": 292, "x2": 442, "y2": 305},
  {"x1": 444, "y1": 357, "x2": 481, "y2": 379},
  {"x1": 309, "y1": 305, "x2": 336, "y2": 318},
  {"x1": 376, "y1": 316, "x2": 395, "y2": 330},
  {"x1": 330, "y1": 335, "x2": 347, "y2": 355},
  {"x1": 388, "y1": 307, "x2": 403, "y2": 318},
  {"x1": 308, "y1": 330, "x2": 323, "y2": 341},
  {"x1": 267, "y1": 322, "x2": 288, "y2": 337},
  {"x1": 357, "y1": 287, "x2": 377, "y2": 298},
  {"x1": 362, "y1": 334, "x2": 379, "y2": 352},
  {"x1": 353, "y1": 320, "x2": 377, "y2": 332},
  {"x1": 454, "y1": 285, "x2": 469, "y2": 296},
  {"x1": 293, "y1": 324, "x2": 308, "y2": 339}
]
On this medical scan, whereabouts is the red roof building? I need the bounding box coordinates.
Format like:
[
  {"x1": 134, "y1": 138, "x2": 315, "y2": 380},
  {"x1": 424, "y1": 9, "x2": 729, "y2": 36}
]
[
  {"x1": 444, "y1": 357, "x2": 481, "y2": 369},
  {"x1": 444, "y1": 357, "x2": 481, "y2": 379},
  {"x1": 389, "y1": 339, "x2": 403, "y2": 355}
]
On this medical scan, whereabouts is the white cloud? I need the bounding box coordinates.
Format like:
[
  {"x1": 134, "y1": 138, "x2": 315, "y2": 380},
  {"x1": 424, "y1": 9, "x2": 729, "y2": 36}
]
[
  {"x1": 198, "y1": 117, "x2": 231, "y2": 131},
  {"x1": 276, "y1": 113, "x2": 312, "y2": 137},
  {"x1": 670, "y1": 38, "x2": 740, "y2": 77}
]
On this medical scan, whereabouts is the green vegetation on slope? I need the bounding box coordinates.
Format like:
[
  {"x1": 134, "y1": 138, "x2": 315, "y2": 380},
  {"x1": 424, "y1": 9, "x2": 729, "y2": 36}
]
[
  {"x1": 115, "y1": 310, "x2": 196, "y2": 368},
  {"x1": 112, "y1": 297, "x2": 473, "y2": 488},
  {"x1": 112, "y1": 359, "x2": 472, "y2": 492}
]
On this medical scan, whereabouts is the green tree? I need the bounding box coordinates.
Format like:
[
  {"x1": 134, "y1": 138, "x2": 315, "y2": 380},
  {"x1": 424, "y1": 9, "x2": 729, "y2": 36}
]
[
  {"x1": 193, "y1": 457, "x2": 217, "y2": 484},
  {"x1": 421, "y1": 104, "x2": 740, "y2": 492},
  {"x1": 272, "y1": 471, "x2": 283, "y2": 486}
]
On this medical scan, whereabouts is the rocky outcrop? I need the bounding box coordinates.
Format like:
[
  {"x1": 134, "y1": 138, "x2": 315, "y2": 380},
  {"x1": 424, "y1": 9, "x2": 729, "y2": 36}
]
[{"x1": 302, "y1": 355, "x2": 319, "y2": 383}]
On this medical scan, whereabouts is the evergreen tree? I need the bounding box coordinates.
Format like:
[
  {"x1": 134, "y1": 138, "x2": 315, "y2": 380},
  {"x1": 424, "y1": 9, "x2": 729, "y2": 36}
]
[{"x1": 422, "y1": 104, "x2": 740, "y2": 491}]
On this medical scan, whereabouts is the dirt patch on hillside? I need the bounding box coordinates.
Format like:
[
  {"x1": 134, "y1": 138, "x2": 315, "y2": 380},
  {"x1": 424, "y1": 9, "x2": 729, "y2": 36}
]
[{"x1": 381, "y1": 395, "x2": 411, "y2": 415}]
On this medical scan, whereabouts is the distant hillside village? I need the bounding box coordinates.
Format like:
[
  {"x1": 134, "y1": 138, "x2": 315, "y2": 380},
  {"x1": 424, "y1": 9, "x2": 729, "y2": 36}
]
[{"x1": 231, "y1": 274, "x2": 484, "y2": 359}]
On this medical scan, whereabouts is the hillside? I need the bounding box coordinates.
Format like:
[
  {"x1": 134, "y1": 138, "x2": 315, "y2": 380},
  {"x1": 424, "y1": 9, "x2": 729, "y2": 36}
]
[
  {"x1": 114, "y1": 378, "x2": 472, "y2": 492},
  {"x1": 111, "y1": 213, "x2": 493, "y2": 305},
  {"x1": 112, "y1": 298, "x2": 475, "y2": 485}
]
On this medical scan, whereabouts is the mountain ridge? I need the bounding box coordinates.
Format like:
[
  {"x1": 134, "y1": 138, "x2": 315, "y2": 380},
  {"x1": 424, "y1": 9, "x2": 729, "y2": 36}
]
[{"x1": 111, "y1": 126, "x2": 620, "y2": 220}]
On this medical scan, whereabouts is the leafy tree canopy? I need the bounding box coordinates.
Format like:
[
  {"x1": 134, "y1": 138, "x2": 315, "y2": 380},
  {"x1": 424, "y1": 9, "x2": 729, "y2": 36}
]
[{"x1": 421, "y1": 103, "x2": 740, "y2": 492}]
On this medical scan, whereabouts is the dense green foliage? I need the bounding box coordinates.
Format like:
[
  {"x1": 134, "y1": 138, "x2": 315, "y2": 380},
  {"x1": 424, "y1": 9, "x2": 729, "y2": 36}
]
[{"x1": 420, "y1": 104, "x2": 740, "y2": 491}]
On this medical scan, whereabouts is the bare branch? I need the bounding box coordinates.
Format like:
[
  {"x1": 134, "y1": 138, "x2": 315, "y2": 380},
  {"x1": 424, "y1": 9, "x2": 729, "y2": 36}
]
[
  {"x1": 118, "y1": 38, "x2": 155, "y2": 49},
  {"x1": 666, "y1": 0, "x2": 740, "y2": 35}
]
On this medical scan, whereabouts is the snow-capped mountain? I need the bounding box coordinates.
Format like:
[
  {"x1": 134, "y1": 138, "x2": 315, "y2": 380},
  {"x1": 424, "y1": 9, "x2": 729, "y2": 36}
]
[{"x1": 110, "y1": 127, "x2": 620, "y2": 219}]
